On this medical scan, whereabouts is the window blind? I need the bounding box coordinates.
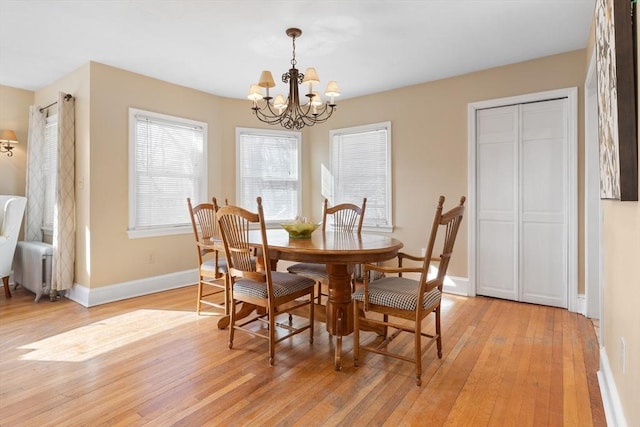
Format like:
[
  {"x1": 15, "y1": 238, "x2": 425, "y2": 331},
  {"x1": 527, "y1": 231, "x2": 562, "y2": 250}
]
[
  {"x1": 130, "y1": 110, "x2": 206, "y2": 232},
  {"x1": 331, "y1": 122, "x2": 392, "y2": 230},
  {"x1": 237, "y1": 129, "x2": 301, "y2": 222}
]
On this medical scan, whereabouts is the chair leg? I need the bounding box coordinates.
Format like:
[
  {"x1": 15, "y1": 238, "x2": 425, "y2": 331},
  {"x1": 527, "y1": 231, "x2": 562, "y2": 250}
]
[
  {"x1": 268, "y1": 306, "x2": 275, "y2": 366},
  {"x1": 316, "y1": 281, "x2": 322, "y2": 304},
  {"x1": 353, "y1": 301, "x2": 360, "y2": 367},
  {"x1": 228, "y1": 298, "x2": 236, "y2": 349},
  {"x1": 2, "y1": 276, "x2": 11, "y2": 298},
  {"x1": 415, "y1": 320, "x2": 422, "y2": 386},
  {"x1": 196, "y1": 276, "x2": 203, "y2": 314},
  {"x1": 223, "y1": 274, "x2": 230, "y2": 316},
  {"x1": 381, "y1": 314, "x2": 389, "y2": 338},
  {"x1": 335, "y1": 307, "x2": 344, "y2": 371},
  {"x1": 309, "y1": 291, "x2": 314, "y2": 344},
  {"x1": 436, "y1": 306, "x2": 442, "y2": 358}
]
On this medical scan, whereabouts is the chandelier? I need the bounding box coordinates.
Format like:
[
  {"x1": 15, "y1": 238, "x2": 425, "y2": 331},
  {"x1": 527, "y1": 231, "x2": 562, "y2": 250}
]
[{"x1": 248, "y1": 28, "x2": 340, "y2": 130}]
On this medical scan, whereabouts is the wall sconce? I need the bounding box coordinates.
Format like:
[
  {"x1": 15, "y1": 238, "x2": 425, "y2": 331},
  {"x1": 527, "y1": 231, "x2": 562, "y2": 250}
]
[{"x1": 0, "y1": 130, "x2": 19, "y2": 157}]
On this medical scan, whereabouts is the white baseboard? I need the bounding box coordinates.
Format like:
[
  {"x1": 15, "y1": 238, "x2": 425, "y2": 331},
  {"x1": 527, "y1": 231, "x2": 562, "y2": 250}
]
[
  {"x1": 442, "y1": 275, "x2": 469, "y2": 296},
  {"x1": 576, "y1": 293, "x2": 586, "y2": 315},
  {"x1": 66, "y1": 269, "x2": 198, "y2": 307},
  {"x1": 62, "y1": 266, "x2": 470, "y2": 308},
  {"x1": 598, "y1": 347, "x2": 628, "y2": 427},
  {"x1": 401, "y1": 269, "x2": 469, "y2": 296}
]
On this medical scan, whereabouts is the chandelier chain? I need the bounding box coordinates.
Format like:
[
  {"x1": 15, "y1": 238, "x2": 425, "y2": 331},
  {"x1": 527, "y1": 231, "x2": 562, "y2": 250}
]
[{"x1": 291, "y1": 34, "x2": 297, "y2": 68}]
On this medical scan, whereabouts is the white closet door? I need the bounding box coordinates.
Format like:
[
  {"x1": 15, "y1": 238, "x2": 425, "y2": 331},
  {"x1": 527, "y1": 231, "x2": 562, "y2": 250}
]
[
  {"x1": 476, "y1": 106, "x2": 518, "y2": 300},
  {"x1": 475, "y1": 99, "x2": 568, "y2": 308},
  {"x1": 519, "y1": 99, "x2": 567, "y2": 307}
]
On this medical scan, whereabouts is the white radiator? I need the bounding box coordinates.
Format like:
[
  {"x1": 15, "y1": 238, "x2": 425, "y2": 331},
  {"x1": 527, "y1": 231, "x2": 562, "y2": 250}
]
[{"x1": 13, "y1": 241, "x2": 53, "y2": 303}]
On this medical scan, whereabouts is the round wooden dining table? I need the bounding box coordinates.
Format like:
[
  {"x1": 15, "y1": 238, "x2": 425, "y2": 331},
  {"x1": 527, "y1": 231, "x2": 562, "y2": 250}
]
[{"x1": 249, "y1": 228, "x2": 404, "y2": 370}]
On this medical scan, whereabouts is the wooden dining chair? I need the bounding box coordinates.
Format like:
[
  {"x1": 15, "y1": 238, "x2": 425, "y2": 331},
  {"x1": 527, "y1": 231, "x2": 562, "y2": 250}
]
[
  {"x1": 216, "y1": 197, "x2": 316, "y2": 366},
  {"x1": 187, "y1": 197, "x2": 228, "y2": 316},
  {"x1": 353, "y1": 195, "x2": 465, "y2": 386},
  {"x1": 287, "y1": 197, "x2": 366, "y2": 304}
]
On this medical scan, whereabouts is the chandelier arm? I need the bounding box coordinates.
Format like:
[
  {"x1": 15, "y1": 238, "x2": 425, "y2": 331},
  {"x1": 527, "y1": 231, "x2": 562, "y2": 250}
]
[
  {"x1": 299, "y1": 105, "x2": 335, "y2": 126},
  {"x1": 252, "y1": 100, "x2": 336, "y2": 129}
]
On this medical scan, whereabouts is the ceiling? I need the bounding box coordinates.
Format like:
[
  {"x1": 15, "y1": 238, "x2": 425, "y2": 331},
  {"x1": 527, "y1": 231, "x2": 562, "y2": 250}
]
[{"x1": 1, "y1": 1, "x2": 596, "y2": 101}]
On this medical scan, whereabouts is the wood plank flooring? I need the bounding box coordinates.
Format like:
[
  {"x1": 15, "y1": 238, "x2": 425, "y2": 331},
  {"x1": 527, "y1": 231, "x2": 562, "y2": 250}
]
[{"x1": 0, "y1": 285, "x2": 605, "y2": 426}]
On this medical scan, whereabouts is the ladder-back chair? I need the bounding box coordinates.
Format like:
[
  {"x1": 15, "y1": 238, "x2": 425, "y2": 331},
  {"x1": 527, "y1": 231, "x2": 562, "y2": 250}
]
[
  {"x1": 353, "y1": 195, "x2": 465, "y2": 386},
  {"x1": 287, "y1": 197, "x2": 366, "y2": 304},
  {"x1": 217, "y1": 197, "x2": 316, "y2": 366},
  {"x1": 187, "y1": 197, "x2": 228, "y2": 316}
]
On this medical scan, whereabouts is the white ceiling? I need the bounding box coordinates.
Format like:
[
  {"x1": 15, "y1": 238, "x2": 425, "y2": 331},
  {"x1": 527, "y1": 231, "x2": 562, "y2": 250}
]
[{"x1": 1, "y1": 0, "x2": 595, "y2": 101}]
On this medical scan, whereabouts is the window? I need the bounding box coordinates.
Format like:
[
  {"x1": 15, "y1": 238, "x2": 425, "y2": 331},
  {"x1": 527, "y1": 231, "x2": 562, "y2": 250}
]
[
  {"x1": 128, "y1": 109, "x2": 207, "y2": 238},
  {"x1": 329, "y1": 121, "x2": 392, "y2": 231},
  {"x1": 236, "y1": 128, "x2": 301, "y2": 223},
  {"x1": 43, "y1": 114, "x2": 58, "y2": 233}
]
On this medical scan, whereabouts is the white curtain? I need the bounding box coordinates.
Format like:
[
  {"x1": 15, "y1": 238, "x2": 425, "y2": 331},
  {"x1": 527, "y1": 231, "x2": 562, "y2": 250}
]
[
  {"x1": 25, "y1": 106, "x2": 46, "y2": 241},
  {"x1": 26, "y1": 92, "x2": 75, "y2": 299},
  {"x1": 51, "y1": 92, "x2": 75, "y2": 297}
]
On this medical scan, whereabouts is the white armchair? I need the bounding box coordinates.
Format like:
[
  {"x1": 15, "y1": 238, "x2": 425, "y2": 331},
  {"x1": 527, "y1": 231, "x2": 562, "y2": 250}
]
[{"x1": 0, "y1": 195, "x2": 27, "y2": 298}]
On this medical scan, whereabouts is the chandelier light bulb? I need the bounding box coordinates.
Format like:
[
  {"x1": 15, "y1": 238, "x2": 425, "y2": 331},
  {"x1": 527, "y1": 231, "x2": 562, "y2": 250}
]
[
  {"x1": 247, "y1": 84, "x2": 264, "y2": 102},
  {"x1": 325, "y1": 81, "x2": 340, "y2": 96},
  {"x1": 273, "y1": 94, "x2": 287, "y2": 112}
]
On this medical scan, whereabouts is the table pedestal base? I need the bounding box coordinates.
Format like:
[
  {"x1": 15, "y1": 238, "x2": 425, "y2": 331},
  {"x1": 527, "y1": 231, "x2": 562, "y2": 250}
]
[{"x1": 325, "y1": 264, "x2": 354, "y2": 371}]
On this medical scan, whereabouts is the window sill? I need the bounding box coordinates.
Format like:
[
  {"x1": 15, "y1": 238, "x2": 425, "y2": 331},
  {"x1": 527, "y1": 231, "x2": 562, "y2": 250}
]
[
  {"x1": 127, "y1": 225, "x2": 191, "y2": 239},
  {"x1": 362, "y1": 225, "x2": 394, "y2": 233}
]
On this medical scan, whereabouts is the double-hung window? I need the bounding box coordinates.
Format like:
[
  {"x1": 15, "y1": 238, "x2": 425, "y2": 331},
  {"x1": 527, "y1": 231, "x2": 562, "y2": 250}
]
[
  {"x1": 329, "y1": 121, "x2": 393, "y2": 231},
  {"x1": 236, "y1": 128, "x2": 301, "y2": 223},
  {"x1": 128, "y1": 108, "x2": 207, "y2": 238}
]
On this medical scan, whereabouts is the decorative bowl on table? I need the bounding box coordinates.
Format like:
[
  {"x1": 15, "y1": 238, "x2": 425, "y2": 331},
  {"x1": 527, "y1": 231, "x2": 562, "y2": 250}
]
[{"x1": 280, "y1": 221, "x2": 320, "y2": 239}]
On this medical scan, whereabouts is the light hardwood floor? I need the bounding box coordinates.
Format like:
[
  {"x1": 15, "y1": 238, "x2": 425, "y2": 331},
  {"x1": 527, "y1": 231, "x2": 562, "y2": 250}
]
[{"x1": 0, "y1": 285, "x2": 605, "y2": 426}]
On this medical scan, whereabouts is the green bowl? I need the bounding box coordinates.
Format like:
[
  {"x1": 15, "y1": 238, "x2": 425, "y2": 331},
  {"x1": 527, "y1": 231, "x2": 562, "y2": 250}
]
[{"x1": 280, "y1": 222, "x2": 320, "y2": 239}]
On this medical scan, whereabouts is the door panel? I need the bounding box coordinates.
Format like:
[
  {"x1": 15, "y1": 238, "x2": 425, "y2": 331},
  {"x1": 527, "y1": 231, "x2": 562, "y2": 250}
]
[
  {"x1": 476, "y1": 106, "x2": 518, "y2": 300},
  {"x1": 479, "y1": 141, "x2": 515, "y2": 213},
  {"x1": 521, "y1": 222, "x2": 566, "y2": 306},
  {"x1": 477, "y1": 219, "x2": 517, "y2": 299},
  {"x1": 475, "y1": 99, "x2": 568, "y2": 308},
  {"x1": 521, "y1": 138, "x2": 565, "y2": 214},
  {"x1": 519, "y1": 100, "x2": 567, "y2": 307}
]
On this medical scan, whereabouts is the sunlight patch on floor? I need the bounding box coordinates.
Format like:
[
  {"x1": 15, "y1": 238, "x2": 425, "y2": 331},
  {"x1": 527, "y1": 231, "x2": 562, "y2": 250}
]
[{"x1": 18, "y1": 309, "x2": 197, "y2": 362}]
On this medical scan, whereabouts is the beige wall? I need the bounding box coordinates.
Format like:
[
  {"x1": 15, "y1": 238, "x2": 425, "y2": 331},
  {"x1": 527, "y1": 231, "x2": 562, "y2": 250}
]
[
  {"x1": 599, "y1": 17, "x2": 640, "y2": 427},
  {"x1": 307, "y1": 49, "x2": 586, "y2": 280},
  {"x1": 28, "y1": 50, "x2": 583, "y2": 290},
  {"x1": 78, "y1": 62, "x2": 227, "y2": 287},
  {"x1": 0, "y1": 84, "x2": 33, "y2": 197}
]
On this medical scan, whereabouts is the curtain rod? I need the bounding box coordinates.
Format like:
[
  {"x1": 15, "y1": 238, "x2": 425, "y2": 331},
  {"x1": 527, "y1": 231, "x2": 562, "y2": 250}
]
[{"x1": 39, "y1": 93, "x2": 73, "y2": 112}]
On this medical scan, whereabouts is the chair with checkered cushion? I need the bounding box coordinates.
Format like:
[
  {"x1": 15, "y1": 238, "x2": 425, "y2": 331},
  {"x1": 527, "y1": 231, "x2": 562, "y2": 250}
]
[
  {"x1": 287, "y1": 197, "x2": 366, "y2": 304},
  {"x1": 188, "y1": 197, "x2": 228, "y2": 317},
  {"x1": 217, "y1": 197, "x2": 315, "y2": 366},
  {"x1": 353, "y1": 195, "x2": 465, "y2": 386}
]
